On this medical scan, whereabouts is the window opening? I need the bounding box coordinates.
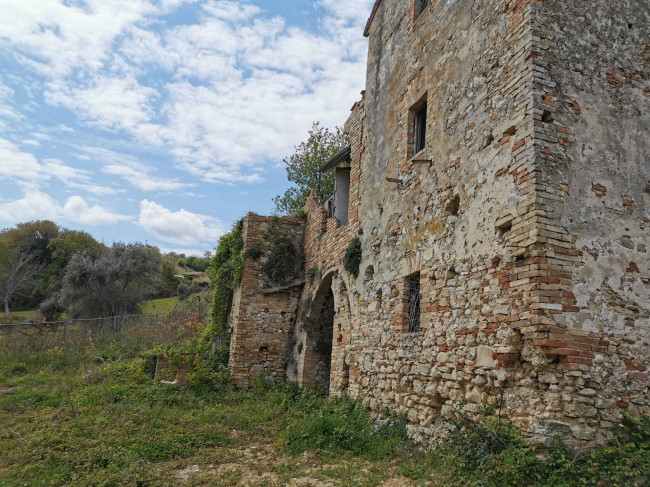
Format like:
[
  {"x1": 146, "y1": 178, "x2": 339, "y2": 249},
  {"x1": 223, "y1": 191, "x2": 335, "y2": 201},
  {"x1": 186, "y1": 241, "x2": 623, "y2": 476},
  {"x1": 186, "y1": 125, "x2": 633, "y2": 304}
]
[
  {"x1": 406, "y1": 272, "x2": 421, "y2": 333},
  {"x1": 258, "y1": 346, "x2": 269, "y2": 361},
  {"x1": 414, "y1": 102, "x2": 427, "y2": 155},
  {"x1": 416, "y1": 0, "x2": 431, "y2": 19}
]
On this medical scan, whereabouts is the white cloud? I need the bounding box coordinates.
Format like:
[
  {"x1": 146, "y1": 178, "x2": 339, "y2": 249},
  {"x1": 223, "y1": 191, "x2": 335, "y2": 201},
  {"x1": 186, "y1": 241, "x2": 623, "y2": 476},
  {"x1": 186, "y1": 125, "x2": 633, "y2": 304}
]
[
  {"x1": 81, "y1": 146, "x2": 191, "y2": 192},
  {"x1": 0, "y1": 139, "x2": 120, "y2": 196},
  {"x1": 0, "y1": 0, "x2": 162, "y2": 77},
  {"x1": 46, "y1": 76, "x2": 158, "y2": 131},
  {"x1": 138, "y1": 199, "x2": 224, "y2": 246},
  {"x1": 62, "y1": 195, "x2": 127, "y2": 225},
  {"x1": 0, "y1": 190, "x2": 129, "y2": 225},
  {"x1": 1, "y1": 0, "x2": 374, "y2": 185}
]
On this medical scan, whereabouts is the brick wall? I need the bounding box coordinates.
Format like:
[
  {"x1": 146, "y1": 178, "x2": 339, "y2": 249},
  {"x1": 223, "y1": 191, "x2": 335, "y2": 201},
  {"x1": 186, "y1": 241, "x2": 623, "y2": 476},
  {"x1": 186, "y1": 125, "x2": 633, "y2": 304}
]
[{"x1": 228, "y1": 213, "x2": 305, "y2": 389}]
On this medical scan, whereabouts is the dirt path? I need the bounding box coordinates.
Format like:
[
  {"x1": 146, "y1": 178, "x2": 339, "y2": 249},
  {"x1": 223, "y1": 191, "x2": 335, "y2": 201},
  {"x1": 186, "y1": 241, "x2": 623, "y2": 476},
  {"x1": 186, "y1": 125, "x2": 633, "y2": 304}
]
[{"x1": 171, "y1": 439, "x2": 418, "y2": 486}]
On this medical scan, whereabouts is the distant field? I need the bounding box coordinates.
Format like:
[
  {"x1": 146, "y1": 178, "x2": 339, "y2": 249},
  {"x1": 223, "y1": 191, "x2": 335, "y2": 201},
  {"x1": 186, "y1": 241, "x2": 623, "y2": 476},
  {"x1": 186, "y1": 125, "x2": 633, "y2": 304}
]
[
  {"x1": 0, "y1": 310, "x2": 36, "y2": 324},
  {"x1": 141, "y1": 291, "x2": 211, "y2": 316}
]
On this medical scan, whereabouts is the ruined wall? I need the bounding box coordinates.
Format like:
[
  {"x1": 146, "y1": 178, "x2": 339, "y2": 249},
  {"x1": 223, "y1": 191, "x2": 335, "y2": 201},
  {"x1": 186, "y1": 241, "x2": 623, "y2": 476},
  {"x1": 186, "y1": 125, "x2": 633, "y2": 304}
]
[
  {"x1": 293, "y1": 0, "x2": 649, "y2": 446},
  {"x1": 524, "y1": 0, "x2": 650, "y2": 440},
  {"x1": 228, "y1": 0, "x2": 649, "y2": 446},
  {"x1": 228, "y1": 214, "x2": 305, "y2": 389},
  {"x1": 287, "y1": 97, "x2": 365, "y2": 389}
]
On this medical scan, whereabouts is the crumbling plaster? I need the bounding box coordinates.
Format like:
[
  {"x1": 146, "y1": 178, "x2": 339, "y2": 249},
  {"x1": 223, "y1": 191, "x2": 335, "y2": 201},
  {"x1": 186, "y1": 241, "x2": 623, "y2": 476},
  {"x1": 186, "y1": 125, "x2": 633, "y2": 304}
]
[{"x1": 227, "y1": 0, "x2": 649, "y2": 447}]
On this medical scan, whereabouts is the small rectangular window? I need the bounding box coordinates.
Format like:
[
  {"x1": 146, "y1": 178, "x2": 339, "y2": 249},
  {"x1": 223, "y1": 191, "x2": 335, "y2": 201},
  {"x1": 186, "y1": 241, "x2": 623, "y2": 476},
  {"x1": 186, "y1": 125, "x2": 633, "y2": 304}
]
[
  {"x1": 413, "y1": 102, "x2": 427, "y2": 155},
  {"x1": 416, "y1": 0, "x2": 431, "y2": 19},
  {"x1": 406, "y1": 272, "x2": 421, "y2": 333}
]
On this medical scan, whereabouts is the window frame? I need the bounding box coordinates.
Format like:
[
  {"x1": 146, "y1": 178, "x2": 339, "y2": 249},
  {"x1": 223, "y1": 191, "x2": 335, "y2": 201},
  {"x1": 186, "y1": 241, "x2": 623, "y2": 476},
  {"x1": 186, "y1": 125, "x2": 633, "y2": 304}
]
[
  {"x1": 405, "y1": 272, "x2": 421, "y2": 333},
  {"x1": 413, "y1": 102, "x2": 427, "y2": 156}
]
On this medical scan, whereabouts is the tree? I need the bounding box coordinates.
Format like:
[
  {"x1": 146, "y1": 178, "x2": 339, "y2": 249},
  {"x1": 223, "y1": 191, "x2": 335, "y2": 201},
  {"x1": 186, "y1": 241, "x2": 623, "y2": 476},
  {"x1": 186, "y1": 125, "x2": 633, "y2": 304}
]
[
  {"x1": 0, "y1": 242, "x2": 42, "y2": 318},
  {"x1": 60, "y1": 243, "x2": 161, "y2": 318},
  {"x1": 273, "y1": 122, "x2": 349, "y2": 216},
  {"x1": 1, "y1": 220, "x2": 60, "y2": 308},
  {"x1": 156, "y1": 257, "x2": 180, "y2": 298},
  {"x1": 45, "y1": 229, "x2": 104, "y2": 295}
]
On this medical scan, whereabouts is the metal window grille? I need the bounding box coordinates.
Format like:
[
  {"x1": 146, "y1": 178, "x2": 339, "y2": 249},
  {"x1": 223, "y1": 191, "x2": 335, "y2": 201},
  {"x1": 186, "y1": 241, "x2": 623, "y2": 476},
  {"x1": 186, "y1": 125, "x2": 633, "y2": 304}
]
[
  {"x1": 407, "y1": 273, "x2": 421, "y2": 333},
  {"x1": 414, "y1": 102, "x2": 427, "y2": 155}
]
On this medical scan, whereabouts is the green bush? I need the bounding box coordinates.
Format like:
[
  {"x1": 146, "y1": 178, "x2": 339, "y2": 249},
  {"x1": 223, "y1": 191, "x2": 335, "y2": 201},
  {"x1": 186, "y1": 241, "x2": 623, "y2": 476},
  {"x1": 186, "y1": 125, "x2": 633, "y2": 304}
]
[
  {"x1": 204, "y1": 219, "x2": 245, "y2": 353},
  {"x1": 343, "y1": 237, "x2": 362, "y2": 278},
  {"x1": 188, "y1": 351, "x2": 233, "y2": 395},
  {"x1": 281, "y1": 394, "x2": 408, "y2": 460},
  {"x1": 263, "y1": 238, "x2": 303, "y2": 285},
  {"x1": 245, "y1": 247, "x2": 263, "y2": 260},
  {"x1": 432, "y1": 411, "x2": 650, "y2": 487},
  {"x1": 8, "y1": 362, "x2": 28, "y2": 375}
]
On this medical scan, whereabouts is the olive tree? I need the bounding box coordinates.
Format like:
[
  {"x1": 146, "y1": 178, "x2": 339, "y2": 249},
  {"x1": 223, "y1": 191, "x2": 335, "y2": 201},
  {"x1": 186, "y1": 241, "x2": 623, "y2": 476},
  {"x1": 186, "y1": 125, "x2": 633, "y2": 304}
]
[{"x1": 60, "y1": 243, "x2": 161, "y2": 318}]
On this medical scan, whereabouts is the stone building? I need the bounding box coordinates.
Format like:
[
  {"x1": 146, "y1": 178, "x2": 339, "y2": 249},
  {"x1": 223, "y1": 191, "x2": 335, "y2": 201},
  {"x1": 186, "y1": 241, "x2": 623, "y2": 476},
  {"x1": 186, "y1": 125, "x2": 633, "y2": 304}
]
[{"x1": 228, "y1": 0, "x2": 649, "y2": 446}]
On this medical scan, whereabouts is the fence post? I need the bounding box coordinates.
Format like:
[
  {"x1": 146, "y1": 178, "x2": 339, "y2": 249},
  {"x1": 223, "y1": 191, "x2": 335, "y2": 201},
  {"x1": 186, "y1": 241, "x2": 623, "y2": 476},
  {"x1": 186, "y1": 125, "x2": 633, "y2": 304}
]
[
  {"x1": 63, "y1": 320, "x2": 68, "y2": 348},
  {"x1": 113, "y1": 315, "x2": 117, "y2": 335}
]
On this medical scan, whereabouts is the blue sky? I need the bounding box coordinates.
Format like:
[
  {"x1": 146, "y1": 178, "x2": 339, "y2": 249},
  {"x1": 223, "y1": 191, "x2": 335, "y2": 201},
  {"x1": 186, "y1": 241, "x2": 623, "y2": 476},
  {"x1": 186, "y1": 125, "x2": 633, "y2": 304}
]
[{"x1": 0, "y1": 0, "x2": 373, "y2": 255}]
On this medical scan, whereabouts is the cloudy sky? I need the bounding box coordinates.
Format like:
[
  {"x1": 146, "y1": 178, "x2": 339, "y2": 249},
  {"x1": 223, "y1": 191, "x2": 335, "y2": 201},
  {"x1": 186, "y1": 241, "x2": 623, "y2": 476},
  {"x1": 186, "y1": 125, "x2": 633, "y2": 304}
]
[{"x1": 0, "y1": 0, "x2": 373, "y2": 255}]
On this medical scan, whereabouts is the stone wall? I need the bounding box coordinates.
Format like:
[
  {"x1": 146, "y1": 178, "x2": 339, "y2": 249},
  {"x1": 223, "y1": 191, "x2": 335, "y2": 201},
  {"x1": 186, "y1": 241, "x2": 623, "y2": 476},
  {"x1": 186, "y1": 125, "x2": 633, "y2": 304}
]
[
  {"x1": 228, "y1": 214, "x2": 305, "y2": 389},
  {"x1": 228, "y1": 0, "x2": 649, "y2": 446}
]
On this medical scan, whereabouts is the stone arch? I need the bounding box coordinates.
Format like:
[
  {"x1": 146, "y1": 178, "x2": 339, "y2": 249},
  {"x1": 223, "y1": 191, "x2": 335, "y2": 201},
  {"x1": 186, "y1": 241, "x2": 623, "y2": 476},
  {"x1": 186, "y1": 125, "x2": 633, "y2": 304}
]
[{"x1": 299, "y1": 266, "x2": 353, "y2": 394}]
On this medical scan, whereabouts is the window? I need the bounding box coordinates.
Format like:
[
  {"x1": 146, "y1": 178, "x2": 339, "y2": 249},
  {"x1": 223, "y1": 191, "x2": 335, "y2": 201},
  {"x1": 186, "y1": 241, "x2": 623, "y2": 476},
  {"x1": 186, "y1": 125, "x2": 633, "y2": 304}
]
[
  {"x1": 406, "y1": 272, "x2": 421, "y2": 332},
  {"x1": 413, "y1": 102, "x2": 427, "y2": 155},
  {"x1": 416, "y1": 0, "x2": 431, "y2": 19}
]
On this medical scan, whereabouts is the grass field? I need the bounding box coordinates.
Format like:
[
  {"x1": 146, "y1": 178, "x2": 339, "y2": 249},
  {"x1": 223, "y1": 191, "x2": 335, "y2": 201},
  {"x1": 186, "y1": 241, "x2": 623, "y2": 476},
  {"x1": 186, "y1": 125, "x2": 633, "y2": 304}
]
[
  {"x1": 0, "y1": 349, "x2": 424, "y2": 487},
  {"x1": 1, "y1": 341, "x2": 647, "y2": 486},
  {"x1": 1, "y1": 292, "x2": 212, "y2": 324},
  {"x1": 141, "y1": 292, "x2": 211, "y2": 315},
  {"x1": 0, "y1": 309, "x2": 36, "y2": 324}
]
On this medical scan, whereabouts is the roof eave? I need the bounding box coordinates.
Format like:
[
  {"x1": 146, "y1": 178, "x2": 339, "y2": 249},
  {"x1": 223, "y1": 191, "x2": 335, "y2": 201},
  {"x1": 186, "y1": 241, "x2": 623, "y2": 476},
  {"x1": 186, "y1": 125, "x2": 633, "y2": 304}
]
[{"x1": 319, "y1": 146, "x2": 352, "y2": 173}]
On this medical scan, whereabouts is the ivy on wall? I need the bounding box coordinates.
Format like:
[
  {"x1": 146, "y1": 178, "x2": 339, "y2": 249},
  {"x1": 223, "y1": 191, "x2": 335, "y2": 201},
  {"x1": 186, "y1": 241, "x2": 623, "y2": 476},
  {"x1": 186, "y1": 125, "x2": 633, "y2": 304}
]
[{"x1": 202, "y1": 219, "x2": 245, "y2": 354}]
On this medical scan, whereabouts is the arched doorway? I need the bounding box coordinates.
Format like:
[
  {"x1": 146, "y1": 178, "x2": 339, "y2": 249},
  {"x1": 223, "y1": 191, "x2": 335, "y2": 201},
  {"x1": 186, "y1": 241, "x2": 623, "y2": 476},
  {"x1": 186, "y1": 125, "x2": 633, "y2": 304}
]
[
  {"x1": 300, "y1": 269, "x2": 351, "y2": 394},
  {"x1": 311, "y1": 288, "x2": 335, "y2": 391}
]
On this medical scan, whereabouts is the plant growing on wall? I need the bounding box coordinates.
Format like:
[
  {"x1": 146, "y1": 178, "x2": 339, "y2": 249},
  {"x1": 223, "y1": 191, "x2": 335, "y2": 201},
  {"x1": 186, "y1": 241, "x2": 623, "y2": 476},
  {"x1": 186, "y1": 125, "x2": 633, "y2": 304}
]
[
  {"x1": 343, "y1": 237, "x2": 362, "y2": 278},
  {"x1": 203, "y1": 220, "x2": 245, "y2": 356},
  {"x1": 262, "y1": 238, "x2": 304, "y2": 286}
]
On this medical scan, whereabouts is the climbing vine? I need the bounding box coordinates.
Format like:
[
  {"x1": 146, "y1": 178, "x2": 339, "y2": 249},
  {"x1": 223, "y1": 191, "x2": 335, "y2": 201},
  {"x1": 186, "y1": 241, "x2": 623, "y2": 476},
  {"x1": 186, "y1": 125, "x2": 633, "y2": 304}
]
[
  {"x1": 201, "y1": 219, "x2": 245, "y2": 355},
  {"x1": 343, "y1": 237, "x2": 362, "y2": 278}
]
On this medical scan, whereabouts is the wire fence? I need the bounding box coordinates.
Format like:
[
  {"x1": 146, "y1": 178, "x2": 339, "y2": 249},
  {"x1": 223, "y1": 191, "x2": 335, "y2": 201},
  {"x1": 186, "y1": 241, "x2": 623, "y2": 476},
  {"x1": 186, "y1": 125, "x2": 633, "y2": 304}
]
[{"x1": 0, "y1": 299, "x2": 209, "y2": 354}]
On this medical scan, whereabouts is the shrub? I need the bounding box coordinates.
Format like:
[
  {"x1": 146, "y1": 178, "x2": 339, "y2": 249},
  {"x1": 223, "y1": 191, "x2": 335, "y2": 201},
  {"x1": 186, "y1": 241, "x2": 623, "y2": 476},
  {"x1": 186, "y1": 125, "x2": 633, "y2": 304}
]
[
  {"x1": 245, "y1": 247, "x2": 263, "y2": 260},
  {"x1": 203, "y1": 220, "x2": 245, "y2": 353},
  {"x1": 9, "y1": 362, "x2": 28, "y2": 375},
  {"x1": 308, "y1": 266, "x2": 319, "y2": 283},
  {"x1": 281, "y1": 394, "x2": 409, "y2": 460},
  {"x1": 176, "y1": 281, "x2": 200, "y2": 300},
  {"x1": 343, "y1": 237, "x2": 362, "y2": 278},
  {"x1": 188, "y1": 353, "x2": 233, "y2": 395},
  {"x1": 431, "y1": 410, "x2": 650, "y2": 487},
  {"x1": 262, "y1": 238, "x2": 303, "y2": 286}
]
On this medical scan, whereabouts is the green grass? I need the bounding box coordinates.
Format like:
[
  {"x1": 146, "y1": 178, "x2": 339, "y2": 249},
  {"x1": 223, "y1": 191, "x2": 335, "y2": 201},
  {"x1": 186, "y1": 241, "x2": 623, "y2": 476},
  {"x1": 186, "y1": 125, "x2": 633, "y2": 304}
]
[
  {"x1": 0, "y1": 309, "x2": 35, "y2": 324},
  {"x1": 1, "y1": 342, "x2": 648, "y2": 487},
  {"x1": 141, "y1": 291, "x2": 211, "y2": 315}
]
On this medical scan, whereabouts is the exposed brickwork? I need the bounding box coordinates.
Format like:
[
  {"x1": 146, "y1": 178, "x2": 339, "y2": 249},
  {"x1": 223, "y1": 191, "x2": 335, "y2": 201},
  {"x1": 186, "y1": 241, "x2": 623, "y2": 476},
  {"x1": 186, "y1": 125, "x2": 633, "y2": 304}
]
[
  {"x1": 229, "y1": 0, "x2": 649, "y2": 446},
  {"x1": 228, "y1": 214, "x2": 305, "y2": 389}
]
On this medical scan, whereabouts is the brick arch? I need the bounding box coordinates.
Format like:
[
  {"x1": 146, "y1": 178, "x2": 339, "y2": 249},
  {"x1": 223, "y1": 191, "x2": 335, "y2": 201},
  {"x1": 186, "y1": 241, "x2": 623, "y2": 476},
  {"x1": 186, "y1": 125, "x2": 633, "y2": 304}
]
[{"x1": 299, "y1": 266, "x2": 353, "y2": 394}]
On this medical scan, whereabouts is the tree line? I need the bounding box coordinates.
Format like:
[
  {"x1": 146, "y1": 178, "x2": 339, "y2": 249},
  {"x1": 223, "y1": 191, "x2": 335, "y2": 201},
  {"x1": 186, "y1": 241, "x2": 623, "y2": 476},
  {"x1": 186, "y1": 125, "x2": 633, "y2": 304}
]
[{"x1": 0, "y1": 221, "x2": 210, "y2": 321}]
